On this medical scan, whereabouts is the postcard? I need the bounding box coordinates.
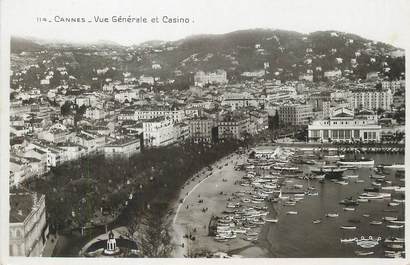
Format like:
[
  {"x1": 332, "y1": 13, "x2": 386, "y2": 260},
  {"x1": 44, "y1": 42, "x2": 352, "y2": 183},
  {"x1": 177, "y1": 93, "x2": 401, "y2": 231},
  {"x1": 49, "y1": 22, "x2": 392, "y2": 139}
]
[{"x1": 0, "y1": 0, "x2": 409, "y2": 264}]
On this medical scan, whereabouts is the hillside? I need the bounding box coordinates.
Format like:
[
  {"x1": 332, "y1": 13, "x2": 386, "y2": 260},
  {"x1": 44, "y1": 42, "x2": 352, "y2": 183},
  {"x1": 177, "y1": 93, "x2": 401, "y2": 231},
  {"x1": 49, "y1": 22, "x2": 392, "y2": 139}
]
[
  {"x1": 10, "y1": 29, "x2": 405, "y2": 82},
  {"x1": 128, "y1": 29, "x2": 404, "y2": 80},
  {"x1": 11, "y1": 37, "x2": 44, "y2": 53}
]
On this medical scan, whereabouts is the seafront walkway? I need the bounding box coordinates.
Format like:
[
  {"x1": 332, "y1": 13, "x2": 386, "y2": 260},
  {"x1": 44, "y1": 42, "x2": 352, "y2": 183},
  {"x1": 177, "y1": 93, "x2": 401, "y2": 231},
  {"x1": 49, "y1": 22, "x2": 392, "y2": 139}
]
[{"x1": 170, "y1": 151, "x2": 268, "y2": 257}]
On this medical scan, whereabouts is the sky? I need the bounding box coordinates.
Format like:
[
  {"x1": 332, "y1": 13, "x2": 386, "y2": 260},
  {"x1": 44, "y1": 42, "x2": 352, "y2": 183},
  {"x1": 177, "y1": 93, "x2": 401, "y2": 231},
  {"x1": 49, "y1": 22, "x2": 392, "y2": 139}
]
[{"x1": 5, "y1": 0, "x2": 410, "y2": 48}]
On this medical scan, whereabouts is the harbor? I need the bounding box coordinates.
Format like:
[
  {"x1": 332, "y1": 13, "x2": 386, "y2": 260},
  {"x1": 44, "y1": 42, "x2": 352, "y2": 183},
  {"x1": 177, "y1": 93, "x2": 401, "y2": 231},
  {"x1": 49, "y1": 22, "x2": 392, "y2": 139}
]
[{"x1": 171, "y1": 145, "x2": 405, "y2": 258}]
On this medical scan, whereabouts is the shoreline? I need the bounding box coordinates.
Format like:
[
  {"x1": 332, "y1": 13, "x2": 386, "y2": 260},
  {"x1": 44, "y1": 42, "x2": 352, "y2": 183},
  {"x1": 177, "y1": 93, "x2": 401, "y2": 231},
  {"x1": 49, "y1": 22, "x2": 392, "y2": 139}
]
[{"x1": 169, "y1": 151, "x2": 270, "y2": 258}]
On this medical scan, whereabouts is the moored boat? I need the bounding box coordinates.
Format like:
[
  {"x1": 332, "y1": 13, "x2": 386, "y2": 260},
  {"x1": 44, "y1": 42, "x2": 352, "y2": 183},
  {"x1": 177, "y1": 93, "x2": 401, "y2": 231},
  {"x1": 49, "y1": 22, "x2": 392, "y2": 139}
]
[
  {"x1": 265, "y1": 218, "x2": 278, "y2": 223},
  {"x1": 336, "y1": 181, "x2": 349, "y2": 185},
  {"x1": 383, "y1": 164, "x2": 405, "y2": 170},
  {"x1": 384, "y1": 237, "x2": 404, "y2": 243},
  {"x1": 340, "y1": 225, "x2": 357, "y2": 230},
  {"x1": 372, "y1": 182, "x2": 382, "y2": 187},
  {"x1": 326, "y1": 213, "x2": 339, "y2": 218},
  {"x1": 244, "y1": 236, "x2": 258, "y2": 242},
  {"x1": 394, "y1": 187, "x2": 405, "y2": 193},
  {"x1": 340, "y1": 237, "x2": 357, "y2": 243},
  {"x1": 364, "y1": 187, "x2": 379, "y2": 192},
  {"x1": 386, "y1": 224, "x2": 404, "y2": 229},
  {"x1": 340, "y1": 198, "x2": 359, "y2": 206},
  {"x1": 324, "y1": 154, "x2": 345, "y2": 161},
  {"x1": 343, "y1": 207, "x2": 356, "y2": 211},
  {"x1": 315, "y1": 174, "x2": 325, "y2": 180},
  {"x1": 382, "y1": 186, "x2": 400, "y2": 191},
  {"x1": 311, "y1": 166, "x2": 346, "y2": 179},
  {"x1": 337, "y1": 157, "x2": 374, "y2": 167},
  {"x1": 389, "y1": 220, "x2": 405, "y2": 224},
  {"x1": 387, "y1": 244, "x2": 404, "y2": 250},
  {"x1": 355, "y1": 251, "x2": 374, "y2": 256},
  {"x1": 356, "y1": 236, "x2": 382, "y2": 248},
  {"x1": 385, "y1": 251, "x2": 404, "y2": 258},
  {"x1": 384, "y1": 216, "x2": 398, "y2": 221},
  {"x1": 359, "y1": 193, "x2": 384, "y2": 200},
  {"x1": 392, "y1": 199, "x2": 405, "y2": 203}
]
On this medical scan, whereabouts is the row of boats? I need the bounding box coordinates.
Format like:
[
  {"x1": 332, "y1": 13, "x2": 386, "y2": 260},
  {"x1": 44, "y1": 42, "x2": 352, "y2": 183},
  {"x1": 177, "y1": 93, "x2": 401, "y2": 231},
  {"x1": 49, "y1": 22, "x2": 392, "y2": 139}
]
[
  {"x1": 214, "y1": 147, "x2": 405, "y2": 258},
  {"x1": 296, "y1": 150, "x2": 405, "y2": 258},
  {"x1": 340, "y1": 236, "x2": 405, "y2": 258},
  {"x1": 213, "y1": 148, "x2": 300, "y2": 242}
]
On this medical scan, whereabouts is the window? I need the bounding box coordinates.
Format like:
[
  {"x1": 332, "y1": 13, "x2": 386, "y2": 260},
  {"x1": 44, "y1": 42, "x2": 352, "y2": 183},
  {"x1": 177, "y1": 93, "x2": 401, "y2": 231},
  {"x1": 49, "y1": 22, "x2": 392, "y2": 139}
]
[
  {"x1": 16, "y1": 229, "x2": 21, "y2": 238},
  {"x1": 354, "y1": 130, "x2": 360, "y2": 138},
  {"x1": 323, "y1": 130, "x2": 329, "y2": 139},
  {"x1": 339, "y1": 130, "x2": 345, "y2": 139}
]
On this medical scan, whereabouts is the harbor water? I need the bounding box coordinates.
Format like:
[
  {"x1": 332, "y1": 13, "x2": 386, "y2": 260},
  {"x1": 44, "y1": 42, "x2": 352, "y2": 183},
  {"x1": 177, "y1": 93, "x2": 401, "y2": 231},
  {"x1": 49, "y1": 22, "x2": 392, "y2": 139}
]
[{"x1": 259, "y1": 153, "x2": 405, "y2": 258}]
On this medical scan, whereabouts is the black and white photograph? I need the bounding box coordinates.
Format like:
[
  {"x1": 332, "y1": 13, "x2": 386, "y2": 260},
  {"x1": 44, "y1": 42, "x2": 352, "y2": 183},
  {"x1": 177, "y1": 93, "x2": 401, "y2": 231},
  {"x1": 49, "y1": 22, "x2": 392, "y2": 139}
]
[{"x1": 1, "y1": 0, "x2": 409, "y2": 263}]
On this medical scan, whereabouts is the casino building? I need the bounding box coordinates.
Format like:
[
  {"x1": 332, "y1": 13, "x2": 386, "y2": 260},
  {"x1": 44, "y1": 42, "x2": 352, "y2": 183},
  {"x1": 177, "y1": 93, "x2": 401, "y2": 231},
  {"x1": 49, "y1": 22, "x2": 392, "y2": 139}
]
[{"x1": 308, "y1": 108, "x2": 381, "y2": 143}]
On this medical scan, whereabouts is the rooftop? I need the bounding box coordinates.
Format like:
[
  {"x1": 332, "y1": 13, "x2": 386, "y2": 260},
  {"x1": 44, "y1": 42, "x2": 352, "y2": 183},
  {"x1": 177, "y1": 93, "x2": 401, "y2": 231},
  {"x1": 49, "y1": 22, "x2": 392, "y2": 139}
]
[
  {"x1": 143, "y1": 116, "x2": 167, "y2": 123},
  {"x1": 105, "y1": 137, "x2": 139, "y2": 147},
  {"x1": 10, "y1": 192, "x2": 43, "y2": 223}
]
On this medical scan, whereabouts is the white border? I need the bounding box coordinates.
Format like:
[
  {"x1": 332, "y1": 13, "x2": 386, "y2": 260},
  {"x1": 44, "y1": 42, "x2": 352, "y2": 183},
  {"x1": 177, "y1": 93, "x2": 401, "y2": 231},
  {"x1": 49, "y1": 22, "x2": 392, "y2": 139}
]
[{"x1": 1, "y1": 1, "x2": 410, "y2": 265}]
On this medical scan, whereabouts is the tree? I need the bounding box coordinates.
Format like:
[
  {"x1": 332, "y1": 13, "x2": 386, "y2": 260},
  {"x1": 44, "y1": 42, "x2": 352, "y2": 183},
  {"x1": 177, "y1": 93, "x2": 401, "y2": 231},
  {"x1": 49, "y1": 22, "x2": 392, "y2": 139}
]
[
  {"x1": 61, "y1": 101, "x2": 72, "y2": 116},
  {"x1": 376, "y1": 108, "x2": 384, "y2": 116},
  {"x1": 78, "y1": 104, "x2": 87, "y2": 116},
  {"x1": 268, "y1": 110, "x2": 280, "y2": 129},
  {"x1": 135, "y1": 203, "x2": 174, "y2": 257}
]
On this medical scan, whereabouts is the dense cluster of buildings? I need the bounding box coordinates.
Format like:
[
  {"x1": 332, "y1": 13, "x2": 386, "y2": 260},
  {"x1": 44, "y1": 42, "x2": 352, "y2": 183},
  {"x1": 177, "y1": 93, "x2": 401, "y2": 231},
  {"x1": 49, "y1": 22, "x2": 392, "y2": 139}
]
[{"x1": 8, "y1": 43, "x2": 405, "y2": 257}]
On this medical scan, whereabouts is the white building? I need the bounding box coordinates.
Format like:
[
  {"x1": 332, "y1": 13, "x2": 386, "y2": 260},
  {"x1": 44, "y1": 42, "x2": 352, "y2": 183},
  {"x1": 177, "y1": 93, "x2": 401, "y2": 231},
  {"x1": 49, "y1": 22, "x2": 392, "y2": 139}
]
[
  {"x1": 188, "y1": 117, "x2": 216, "y2": 143},
  {"x1": 39, "y1": 129, "x2": 68, "y2": 144},
  {"x1": 9, "y1": 193, "x2": 48, "y2": 257},
  {"x1": 298, "y1": 73, "x2": 313, "y2": 82},
  {"x1": 241, "y1": 70, "x2": 265, "y2": 78},
  {"x1": 84, "y1": 107, "x2": 106, "y2": 120},
  {"x1": 104, "y1": 138, "x2": 141, "y2": 159},
  {"x1": 278, "y1": 104, "x2": 313, "y2": 126},
  {"x1": 114, "y1": 91, "x2": 138, "y2": 103},
  {"x1": 324, "y1": 69, "x2": 342, "y2": 79},
  {"x1": 75, "y1": 97, "x2": 91, "y2": 107},
  {"x1": 58, "y1": 144, "x2": 86, "y2": 161},
  {"x1": 221, "y1": 93, "x2": 262, "y2": 110},
  {"x1": 143, "y1": 117, "x2": 178, "y2": 147},
  {"x1": 352, "y1": 89, "x2": 392, "y2": 111},
  {"x1": 73, "y1": 131, "x2": 106, "y2": 155},
  {"x1": 119, "y1": 107, "x2": 185, "y2": 123},
  {"x1": 381, "y1": 80, "x2": 402, "y2": 95},
  {"x1": 139, "y1": 75, "x2": 155, "y2": 85},
  {"x1": 308, "y1": 108, "x2": 381, "y2": 143},
  {"x1": 27, "y1": 142, "x2": 64, "y2": 168},
  {"x1": 194, "y1": 70, "x2": 228, "y2": 87}
]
